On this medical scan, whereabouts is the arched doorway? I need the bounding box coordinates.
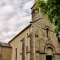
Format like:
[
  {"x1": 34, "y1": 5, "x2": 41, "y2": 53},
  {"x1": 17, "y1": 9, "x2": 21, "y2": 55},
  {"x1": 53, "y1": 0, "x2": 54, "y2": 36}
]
[
  {"x1": 45, "y1": 45, "x2": 55, "y2": 60},
  {"x1": 46, "y1": 47, "x2": 53, "y2": 60}
]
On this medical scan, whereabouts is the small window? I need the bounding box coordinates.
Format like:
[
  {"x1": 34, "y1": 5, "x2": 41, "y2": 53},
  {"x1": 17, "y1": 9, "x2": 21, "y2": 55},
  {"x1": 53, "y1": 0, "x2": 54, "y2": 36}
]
[
  {"x1": 15, "y1": 48, "x2": 17, "y2": 60},
  {"x1": 46, "y1": 28, "x2": 49, "y2": 37},
  {"x1": 26, "y1": 46, "x2": 28, "y2": 53}
]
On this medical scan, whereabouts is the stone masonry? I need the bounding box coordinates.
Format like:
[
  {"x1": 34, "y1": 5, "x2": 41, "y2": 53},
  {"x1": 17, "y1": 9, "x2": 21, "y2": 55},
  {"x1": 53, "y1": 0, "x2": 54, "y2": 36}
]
[{"x1": 30, "y1": 0, "x2": 60, "y2": 60}]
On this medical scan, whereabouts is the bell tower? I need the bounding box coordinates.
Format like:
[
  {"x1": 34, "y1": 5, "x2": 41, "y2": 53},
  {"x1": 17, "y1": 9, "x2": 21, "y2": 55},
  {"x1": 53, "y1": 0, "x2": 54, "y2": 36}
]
[{"x1": 30, "y1": 0, "x2": 60, "y2": 60}]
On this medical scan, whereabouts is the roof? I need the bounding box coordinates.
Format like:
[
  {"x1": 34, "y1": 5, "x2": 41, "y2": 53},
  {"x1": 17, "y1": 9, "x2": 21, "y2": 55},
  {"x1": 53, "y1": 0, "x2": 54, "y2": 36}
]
[
  {"x1": 8, "y1": 24, "x2": 31, "y2": 43},
  {"x1": 31, "y1": 3, "x2": 36, "y2": 9},
  {"x1": 0, "y1": 42, "x2": 11, "y2": 48}
]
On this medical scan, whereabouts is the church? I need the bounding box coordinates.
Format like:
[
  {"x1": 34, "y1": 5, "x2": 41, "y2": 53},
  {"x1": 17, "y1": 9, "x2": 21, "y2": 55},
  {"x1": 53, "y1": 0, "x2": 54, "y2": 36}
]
[{"x1": 0, "y1": 0, "x2": 60, "y2": 60}]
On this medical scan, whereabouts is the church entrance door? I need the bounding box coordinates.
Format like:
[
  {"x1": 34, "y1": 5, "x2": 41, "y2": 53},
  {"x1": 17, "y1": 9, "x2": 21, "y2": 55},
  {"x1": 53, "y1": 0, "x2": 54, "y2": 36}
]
[{"x1": 46, "y1": 55, "x2": 52, "y2": 60}]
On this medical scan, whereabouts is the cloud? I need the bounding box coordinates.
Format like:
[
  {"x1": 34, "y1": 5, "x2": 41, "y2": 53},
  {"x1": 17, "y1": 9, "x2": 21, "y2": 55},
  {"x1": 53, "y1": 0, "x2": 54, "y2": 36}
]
[
  {"x1": 23, "y1": 0, "x2": 34, "y2": 14},
  {"x1": 1, "y1": 5, "x2": 13, "y2": 13},
  {"x1": 0, "y1": 0, "x2": 34, "y2": 43}
]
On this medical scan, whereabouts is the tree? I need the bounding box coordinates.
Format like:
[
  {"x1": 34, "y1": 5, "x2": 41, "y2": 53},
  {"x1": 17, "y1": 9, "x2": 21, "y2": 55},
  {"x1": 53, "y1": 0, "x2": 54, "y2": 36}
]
[{"x1": 36, "y1": 0, "x2": 60, "y2": 34}]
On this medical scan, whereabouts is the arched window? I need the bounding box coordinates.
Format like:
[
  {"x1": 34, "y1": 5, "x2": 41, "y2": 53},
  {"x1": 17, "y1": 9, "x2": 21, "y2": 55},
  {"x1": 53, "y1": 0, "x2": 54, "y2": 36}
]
[{"x1": 46, "y1": 28, "x2": 49, "y2": 37}]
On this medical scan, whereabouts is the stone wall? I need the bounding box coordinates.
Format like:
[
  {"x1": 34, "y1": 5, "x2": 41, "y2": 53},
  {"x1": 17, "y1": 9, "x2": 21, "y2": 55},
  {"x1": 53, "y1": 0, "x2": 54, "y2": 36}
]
[
  {"x1": 2, "y1": 47, "x2": 12, "y2": 60},
  {"x1": 9, "y1": 25, "x2": 32, "y2": 60},
  {"x1": 31, "y1": 0, "x2": 60, "y2": 60}
]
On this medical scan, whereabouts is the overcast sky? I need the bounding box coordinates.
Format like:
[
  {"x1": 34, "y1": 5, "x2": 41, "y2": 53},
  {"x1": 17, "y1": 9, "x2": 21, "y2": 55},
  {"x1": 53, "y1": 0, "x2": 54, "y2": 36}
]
[{"x1": 0, "y1": 0, "x2": 35, "y2": 43}]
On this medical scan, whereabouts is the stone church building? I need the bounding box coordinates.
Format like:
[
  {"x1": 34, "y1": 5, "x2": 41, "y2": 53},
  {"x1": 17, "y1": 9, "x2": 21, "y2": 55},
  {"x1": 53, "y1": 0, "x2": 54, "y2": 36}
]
[{"x1": 0, "y1": 0, "x2": 60, "y2": 60}]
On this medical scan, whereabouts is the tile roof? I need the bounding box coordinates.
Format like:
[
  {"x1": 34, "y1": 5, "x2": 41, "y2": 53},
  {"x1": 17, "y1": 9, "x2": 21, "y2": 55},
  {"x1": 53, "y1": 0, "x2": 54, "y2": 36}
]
[{"x1": 0, "y1": 42, "x2": 11, "y2": 48}]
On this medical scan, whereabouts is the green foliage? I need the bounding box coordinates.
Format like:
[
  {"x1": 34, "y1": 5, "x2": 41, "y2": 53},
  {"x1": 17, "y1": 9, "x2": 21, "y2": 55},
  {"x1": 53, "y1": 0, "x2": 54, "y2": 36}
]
[{"x1": 36, "y1": 0, "x2": 60, "y2": 34}]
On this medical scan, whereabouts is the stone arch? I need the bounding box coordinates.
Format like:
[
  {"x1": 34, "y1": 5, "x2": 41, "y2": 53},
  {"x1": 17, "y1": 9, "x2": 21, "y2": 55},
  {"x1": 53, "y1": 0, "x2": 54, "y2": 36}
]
[{"x1": 44, "y1": 44, "x2": 55, "y2": 55}]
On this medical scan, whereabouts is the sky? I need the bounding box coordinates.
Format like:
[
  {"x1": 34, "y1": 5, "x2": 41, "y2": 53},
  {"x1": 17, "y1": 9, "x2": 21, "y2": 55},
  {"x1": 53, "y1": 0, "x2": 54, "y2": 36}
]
[{"x1": 0, "y1": 0, "x2": 35, "y2": 43}]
